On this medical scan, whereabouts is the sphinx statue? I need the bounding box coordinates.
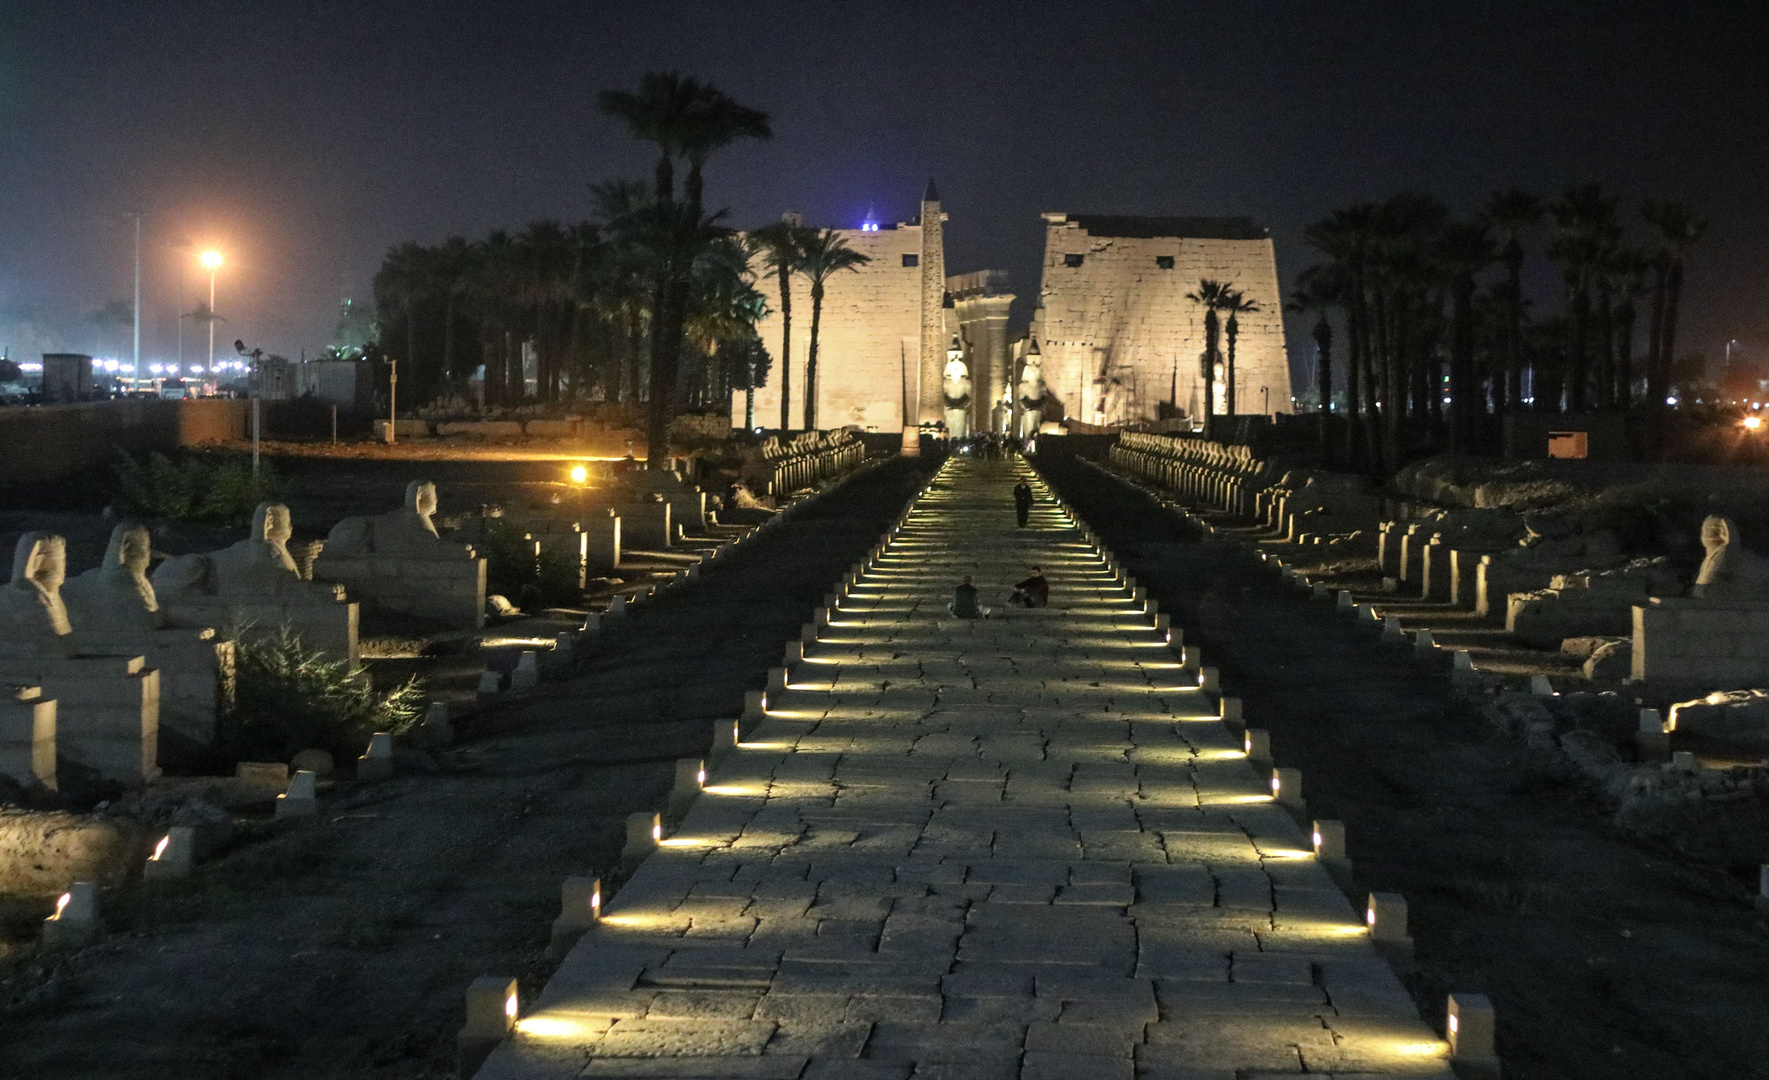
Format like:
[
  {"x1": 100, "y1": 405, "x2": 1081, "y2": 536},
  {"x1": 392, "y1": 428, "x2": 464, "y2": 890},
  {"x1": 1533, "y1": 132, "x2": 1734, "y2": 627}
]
[
  {"x1": 942, "y1": 344, "x2": 973, "y2": 441},
  {"x1": 63, "y1": 523, "x2": 162, "y2": 634},
  {"x1": 0, "y1": 532, "x2": 76, "y2": 659},
  {"x1": 1692, "y1": 515, "x2": 1769, "y2": 599},
  {"x1": 323, "y1": 481, "x2": 475, "y2": 559},
  {"x1": 153, "y1": 502, "x2": 316, "y2": 599}
]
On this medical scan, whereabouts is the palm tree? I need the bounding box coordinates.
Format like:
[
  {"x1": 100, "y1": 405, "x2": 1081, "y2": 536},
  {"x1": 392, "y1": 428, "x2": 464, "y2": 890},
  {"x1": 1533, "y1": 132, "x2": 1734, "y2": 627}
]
[
  {"x1": 1305, "y1": 206, "x2": 1379, "y2": 470},
  {"x1": 1478, "y1": 190, "x2": 1541, "y2": 416},
  {"x1": 1220, "y1": 289, "x2": 1260, "y2": 418},
  {"x1": 1642, "y1": 200, "x2": 1706, "y2": 420},
  {"x1": 1185, "y1": 279, "x2": 1230, "y2": 429},
  {"x1": 796, "y1": 229, "x2": 872, "y2": 431},
  {"x1": 1289, "y1": 265, "x2": 1343, "y2": 463},
  {"x1": 1435, "y1": 218, "x2": 1494, "y2": 451},
  {"x1": 1547, "y1": 182, "x2": 1620, "y2": 412},
  {"x1": 597, "y1": 72, "x2": 771, "y2": 465},
  {"x1": 751, "y1": 221, "x2": 813, "y2": 429}
]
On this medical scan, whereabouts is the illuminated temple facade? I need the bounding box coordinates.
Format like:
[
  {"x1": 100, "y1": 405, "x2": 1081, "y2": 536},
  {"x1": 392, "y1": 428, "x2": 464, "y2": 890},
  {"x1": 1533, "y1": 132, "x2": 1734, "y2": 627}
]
[{"x1": 732, "y1": 193, "x2": 1290, "y2": 433}]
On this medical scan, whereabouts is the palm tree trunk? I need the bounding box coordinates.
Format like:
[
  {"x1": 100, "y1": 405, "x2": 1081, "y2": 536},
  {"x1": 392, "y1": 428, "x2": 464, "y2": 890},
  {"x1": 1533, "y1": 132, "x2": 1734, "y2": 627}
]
[
  {"x1": 1450, "y1": 277, "x2": 1475, "y2": 453},
  {"x1": 744, "y1": 359, "x2": 756, "y2": 430},
  {"x1": 1502, "y1": 245, "x2": 1524, "y2": 417},
  {"x1": 1566, "y1": 283, "x2": 1590, "y2": 412},
  {"x1": 1595, "y1": 280, "x2": 1615, "y2": 409},
  {"x1": 1645, "y1": 262, "x2": 1669, "y2": 409},
  {"x1": 1225, "y1": 316, "x2": 1239, "y2": 418},
  {"x1": 777, "y1": 265, "x2": 793, "y2": 431},
  {"x1": 1313, "y1": 315, "x2": 1334, "y2": 465},
  {"x1": 805, "y1": 283, "x2": 825, "y2": 431},
  {"x1": 1662, "y1": 258, "x2": 1685, "y2": 391},
  {"x1": 1615, "y1": 300, "x2": 1636, "y2": 411}
]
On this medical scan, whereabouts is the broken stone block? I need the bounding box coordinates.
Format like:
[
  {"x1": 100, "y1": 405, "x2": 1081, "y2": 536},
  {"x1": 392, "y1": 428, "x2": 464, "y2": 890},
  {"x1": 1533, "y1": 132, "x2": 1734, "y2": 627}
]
[{"x1": 1668, "y1": 689, "x2": 1769, "y2": 751}]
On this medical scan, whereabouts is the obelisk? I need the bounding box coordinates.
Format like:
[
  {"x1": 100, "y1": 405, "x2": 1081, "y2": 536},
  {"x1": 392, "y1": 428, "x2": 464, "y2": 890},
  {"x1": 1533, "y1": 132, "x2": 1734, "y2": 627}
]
[{"x1": 917, "y1": 180, "x2": 947, "y2": 425}]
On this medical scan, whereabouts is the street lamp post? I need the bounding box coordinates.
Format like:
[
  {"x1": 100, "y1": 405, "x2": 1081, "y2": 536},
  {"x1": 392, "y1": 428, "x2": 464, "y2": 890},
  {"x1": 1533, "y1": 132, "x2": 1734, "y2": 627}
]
[
  {"x1": 385, "y1": 355, "x2": 398, "y2": 445},
  {"x1": 125, "y1": 212, "x2": 143, "y2": 392},
  {"x1": 200, "y1": 251, "x2": 223, "y2": 386}
]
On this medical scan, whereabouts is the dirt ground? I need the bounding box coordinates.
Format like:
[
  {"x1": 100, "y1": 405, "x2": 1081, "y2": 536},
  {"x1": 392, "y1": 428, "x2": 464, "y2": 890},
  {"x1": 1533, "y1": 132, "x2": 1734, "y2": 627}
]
[
  {"x1": 0, "y1": 456, "x2": 931, "y2": 1080},
  {"x1": 1038, "y1": 454, "x2": 1769, "y2": 1080}
]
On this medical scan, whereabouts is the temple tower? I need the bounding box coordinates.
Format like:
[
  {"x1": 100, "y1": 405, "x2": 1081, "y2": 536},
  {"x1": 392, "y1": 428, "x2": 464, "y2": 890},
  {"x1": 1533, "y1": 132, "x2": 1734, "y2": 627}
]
[{"x1": 917, "y1": 180, "x2": 948, "y2": 425}]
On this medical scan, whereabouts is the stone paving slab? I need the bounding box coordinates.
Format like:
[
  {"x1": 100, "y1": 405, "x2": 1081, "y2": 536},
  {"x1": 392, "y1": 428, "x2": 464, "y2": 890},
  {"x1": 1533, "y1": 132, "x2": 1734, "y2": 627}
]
[{"x1": 479, "y1": 458, "x2": 1453, "y2": 1079}]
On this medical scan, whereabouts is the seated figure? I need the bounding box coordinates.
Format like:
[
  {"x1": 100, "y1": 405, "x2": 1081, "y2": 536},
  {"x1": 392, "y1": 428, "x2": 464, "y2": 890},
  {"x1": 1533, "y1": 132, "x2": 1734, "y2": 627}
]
[
  {"x1": 323, "y1": 481, "x2": 475, "y2": 559},
  {"x1": 1693, "y1": 515, "x2": 1769, "y2": 599},
  {"x1": 0, "y1": 532, "x2": 76, "y2": 659},
  {"x1": 63, "y1": 523, "x2": 163, "y2": 634}
]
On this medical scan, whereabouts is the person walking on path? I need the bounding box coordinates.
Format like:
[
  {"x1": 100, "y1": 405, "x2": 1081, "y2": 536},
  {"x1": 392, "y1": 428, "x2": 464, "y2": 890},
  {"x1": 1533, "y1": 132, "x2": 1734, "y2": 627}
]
[
  {"x1": 1013, "y1": 480, "x2": 1033, "y2": 528},
  {"x1": 949, "y1": 574, "x2": 989, "y2": 619},
  {"x1": 1010, "y1": 565, "x2": 1049, "y2": 608}
]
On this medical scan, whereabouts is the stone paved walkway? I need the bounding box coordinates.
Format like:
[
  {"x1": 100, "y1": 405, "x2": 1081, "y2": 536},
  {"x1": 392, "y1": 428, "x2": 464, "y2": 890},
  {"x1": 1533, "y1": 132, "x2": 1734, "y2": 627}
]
[{"x1": 480, "y1": 457, "x2": 1451, "y2": 1080}]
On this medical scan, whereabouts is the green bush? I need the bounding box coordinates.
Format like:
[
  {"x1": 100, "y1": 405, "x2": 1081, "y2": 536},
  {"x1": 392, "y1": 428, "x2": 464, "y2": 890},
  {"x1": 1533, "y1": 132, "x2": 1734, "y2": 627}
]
[
  {"x1": 114, "y1": 451, "x2": 285, "y2": 526},
  {"x1": 480, "y1": 516, "x2": 579, "y2": 609},
  {"x1": 229, "y1": 625, "x2": 425, "y2": 761}
]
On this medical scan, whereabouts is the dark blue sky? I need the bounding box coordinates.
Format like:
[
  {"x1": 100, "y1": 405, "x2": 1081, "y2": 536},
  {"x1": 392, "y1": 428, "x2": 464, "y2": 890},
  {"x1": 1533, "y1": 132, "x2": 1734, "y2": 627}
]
[{"x1": 1, "y1": 1, "x2": 1764, "y2": 380}]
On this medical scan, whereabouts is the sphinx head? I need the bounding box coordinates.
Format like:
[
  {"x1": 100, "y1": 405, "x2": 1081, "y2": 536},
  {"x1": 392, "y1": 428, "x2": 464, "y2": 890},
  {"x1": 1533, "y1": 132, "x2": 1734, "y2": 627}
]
[
  {"x1": 11, "y1": 532, "x2": 67, "y2": 593},
  {"x1": 105, "y1": 523, "x2": 154, "y2": 577},
  {"x1": 253, "y1": 503, "x2": 294, "y2": 546},
  {"x1": 406, "y1": 480, "x2": 439, "y2": 518},
  {"x1": 1702, "y1": 515, "x2": 1733, "y2": 553}
]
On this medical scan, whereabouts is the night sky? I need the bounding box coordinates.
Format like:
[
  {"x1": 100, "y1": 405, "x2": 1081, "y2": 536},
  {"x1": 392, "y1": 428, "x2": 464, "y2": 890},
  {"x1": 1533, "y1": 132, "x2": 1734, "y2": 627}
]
[{"x1": 2, "y1": 1, "x2": 1764, "y2": 381}]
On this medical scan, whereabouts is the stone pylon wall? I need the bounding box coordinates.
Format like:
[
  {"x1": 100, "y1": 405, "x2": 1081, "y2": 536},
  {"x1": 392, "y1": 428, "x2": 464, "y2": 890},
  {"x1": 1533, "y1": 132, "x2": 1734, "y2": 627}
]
[
  {"x1": 1031, "y1": 217, "x2": 1291, "y2": 426},
  {"x1": 733, "y1": 225, "x2": 924, "y2": 433}
]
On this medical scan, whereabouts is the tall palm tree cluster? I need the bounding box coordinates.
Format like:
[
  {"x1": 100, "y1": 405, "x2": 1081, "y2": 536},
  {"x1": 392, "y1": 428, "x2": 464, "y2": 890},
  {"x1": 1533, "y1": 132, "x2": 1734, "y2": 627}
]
[
  {"x1": 749, "y1": 221, "x2": 871, "y2": 432},
  {"x1": 372, "y1": 73, "x2": 774, "y2": 463},
  {"x1": 1185, "y1": 280, "x2": 1261, "y2": 423},
  {"x1": 1293, "y1": 185, "x2": 1705, "y2": 473}
]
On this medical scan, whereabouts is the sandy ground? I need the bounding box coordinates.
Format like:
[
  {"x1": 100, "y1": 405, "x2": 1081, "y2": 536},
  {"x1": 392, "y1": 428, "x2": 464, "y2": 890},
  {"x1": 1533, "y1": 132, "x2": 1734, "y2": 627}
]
[
  {"x1": 0, "y1": 458, "x2": 932, "y2": 1080},
  {"x1": 1039, "y1": 454, "x2": 1769, "y2": 1080}
]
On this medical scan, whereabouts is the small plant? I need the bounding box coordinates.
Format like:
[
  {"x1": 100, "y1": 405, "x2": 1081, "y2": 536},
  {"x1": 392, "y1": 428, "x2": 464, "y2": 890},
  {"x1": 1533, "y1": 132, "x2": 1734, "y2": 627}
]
[
  {"x1": 480, "y1": 516, "x2": 579, "y2": 609},
  {"x1": 229, "y1": 624, "x2": 424, "y2": 761},
  {"x1": 114, "y1": 450, "x2": 285, "y2": 526}
]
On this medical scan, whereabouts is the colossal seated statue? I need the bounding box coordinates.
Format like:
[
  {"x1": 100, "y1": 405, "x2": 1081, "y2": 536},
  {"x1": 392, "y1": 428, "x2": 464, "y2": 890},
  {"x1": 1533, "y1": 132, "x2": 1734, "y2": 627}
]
[
  {"x1": 943, "y1": 352, "x2": 973, "y2": 441},
  {"x1": 1692, "y1": 515, "x2": 1769, "y2": 599}
]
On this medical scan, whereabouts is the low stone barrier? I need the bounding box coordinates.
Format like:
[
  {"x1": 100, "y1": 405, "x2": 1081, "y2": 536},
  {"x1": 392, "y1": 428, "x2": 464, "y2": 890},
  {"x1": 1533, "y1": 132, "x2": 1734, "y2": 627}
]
[{"x1": 1633, "y1": 597, "x2": 1769, "y2": 685}]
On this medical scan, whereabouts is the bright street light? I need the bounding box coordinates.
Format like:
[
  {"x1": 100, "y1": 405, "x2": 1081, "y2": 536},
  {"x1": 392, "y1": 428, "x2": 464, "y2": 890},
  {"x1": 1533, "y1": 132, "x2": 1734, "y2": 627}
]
[{"x1": 199, "y1": 250, "x2": 223, "y2": 385}]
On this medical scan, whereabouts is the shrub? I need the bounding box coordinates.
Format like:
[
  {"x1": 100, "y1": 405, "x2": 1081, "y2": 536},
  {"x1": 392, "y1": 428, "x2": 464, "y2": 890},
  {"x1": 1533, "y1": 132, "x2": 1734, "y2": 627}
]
[
  {"x1": 229, "y1": 625, "x2": 424, "y2": 761},
  {"x1": 114, "y1": 451, "x2": 285, "y2": 526},
  {"x1": 480, "y1": 516, "x2": 579, "y2": 609}
]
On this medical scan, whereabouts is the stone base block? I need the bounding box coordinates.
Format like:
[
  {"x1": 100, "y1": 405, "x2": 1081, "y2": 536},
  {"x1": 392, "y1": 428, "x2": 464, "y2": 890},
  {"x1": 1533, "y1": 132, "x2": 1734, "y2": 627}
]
[{"x1": 313, "y1": 555, "x2": 486, "y2": 630}]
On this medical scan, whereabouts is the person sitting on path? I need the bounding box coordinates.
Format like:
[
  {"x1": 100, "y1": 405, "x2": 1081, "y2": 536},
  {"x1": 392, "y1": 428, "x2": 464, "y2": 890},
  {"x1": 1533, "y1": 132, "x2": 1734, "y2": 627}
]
[
  {"x1": 1011, "y1": 566, "x2": 1050, "y2": 608},
  {"x1": 948, "y1": 574, "x2": 989, "y2": 619},
  {"x1": 1013, "y1": 480, "x2": 1034, "y2": 528}
]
